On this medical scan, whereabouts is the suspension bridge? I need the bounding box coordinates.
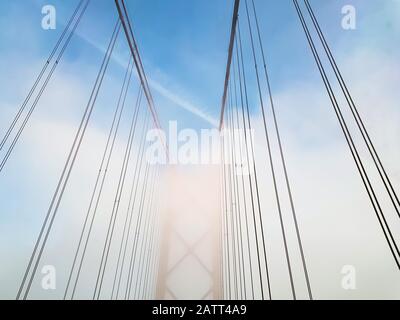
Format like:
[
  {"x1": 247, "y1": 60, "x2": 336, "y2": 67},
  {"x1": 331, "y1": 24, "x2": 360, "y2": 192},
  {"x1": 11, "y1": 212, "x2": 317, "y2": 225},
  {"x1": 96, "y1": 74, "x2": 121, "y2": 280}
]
[{"x1": 0, "y1": 0, "x2": 399, "y2": 300}]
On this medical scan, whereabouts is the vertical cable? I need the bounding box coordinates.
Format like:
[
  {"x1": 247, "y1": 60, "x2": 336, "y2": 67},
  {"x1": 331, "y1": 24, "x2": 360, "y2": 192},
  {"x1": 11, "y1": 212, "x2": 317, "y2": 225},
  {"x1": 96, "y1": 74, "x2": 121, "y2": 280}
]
[
  {"x1": 238, "y1": 17, "x2": 272, "y2": 300},
  {"x1": 0, "y1": 0, "x2": 91, "y2": 173},
  {"x1": 112, "y1": 108, "x2": 150, "y2": 299},
  {"x1": 251, "y1": 0, "x2": 313, "y2": 299},
  {"x1": 17, "y1": 20, "x2": 121, "y2": 300},
  {"x1": 0, "y1": 0, "x2": 86, "y2": 152},
  {"x1": 244, "y1": 0, "x2": 296, "y2": 299},
  {"x1": 64, "y1": 57, "x2": 134, "y2": 300},
  {"x1": 94, "y1": 82, "x2": 143, "y2": 299},
  {"x1": 234, "y1": 34, "x2": 255, "y2": 300},
  {"x1": 293, "y1": 0, "x2": 400, "y2": 268},
  {"x1": 230, "y1": 56, "x2": 248, "y2": 299},
  {"x1": 220, "y1": 135, "x2": 232, "y2": 299}
]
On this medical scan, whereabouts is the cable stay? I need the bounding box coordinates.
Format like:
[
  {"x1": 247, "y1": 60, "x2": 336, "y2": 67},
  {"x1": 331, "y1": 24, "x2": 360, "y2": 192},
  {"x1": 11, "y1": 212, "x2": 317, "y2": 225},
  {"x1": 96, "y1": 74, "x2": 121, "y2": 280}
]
[
  {"x1": 219, "y1": 0, "x2": 316, "y2": 300},
  {"x1": 125, "y1": 163, "x2": 152, "y2": 299},
  {"x1": 0, "y1": 0, "x2": 91, "y2": 174},
  {"x1": 16, "y1": 20, "x2": 121, "y2": 300},
  {"x1": 64, "y1": 57, "x2": 135, "y2": 300},
  {"x1": 113, "y1": 115, "x2": 152, "y2": 299},
  {"x1": 294, "y1": 0, "x2": 400, "y2": 269},
  {"x1": 140, "y1": 173, "x2": 162, "y2": 299},
  {"x1": 303, "y1": 0, "x2": 400, "y2": 219},
  {"x1": 133, "y1": 169, "x2": 159, "y2": 299},
  {"x1": 228, "y1": 73, "x2": 247, "y2": 300},
  {"x1": 234, "y1": 34, "x2": 256, "y2": 300},
  {"x1": 244, "y1": 0, "x2": 297, "y2": 299},
  {"x1": 7, "y1": 0, "x2": 399, "y2": 301},
  {"x1": 249, "y1": 0, "x2": 313, "y2": 299},
  {"x1": 111, "y1": 110, "x2": 151, "y2": 299},
  {"x1": 94, "y1": 80, "x2": 144, "y2": 299}
]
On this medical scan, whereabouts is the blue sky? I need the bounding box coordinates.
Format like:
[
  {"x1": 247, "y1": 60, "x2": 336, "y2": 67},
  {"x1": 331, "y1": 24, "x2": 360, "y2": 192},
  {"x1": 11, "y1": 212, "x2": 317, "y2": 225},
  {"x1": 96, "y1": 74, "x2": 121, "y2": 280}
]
[
  {"x1": 1, "y1": 0, "x2": 399, "y2": 129},
  {"x1": 0, "y1": 0, "x2": 400, "y2": 299}
]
